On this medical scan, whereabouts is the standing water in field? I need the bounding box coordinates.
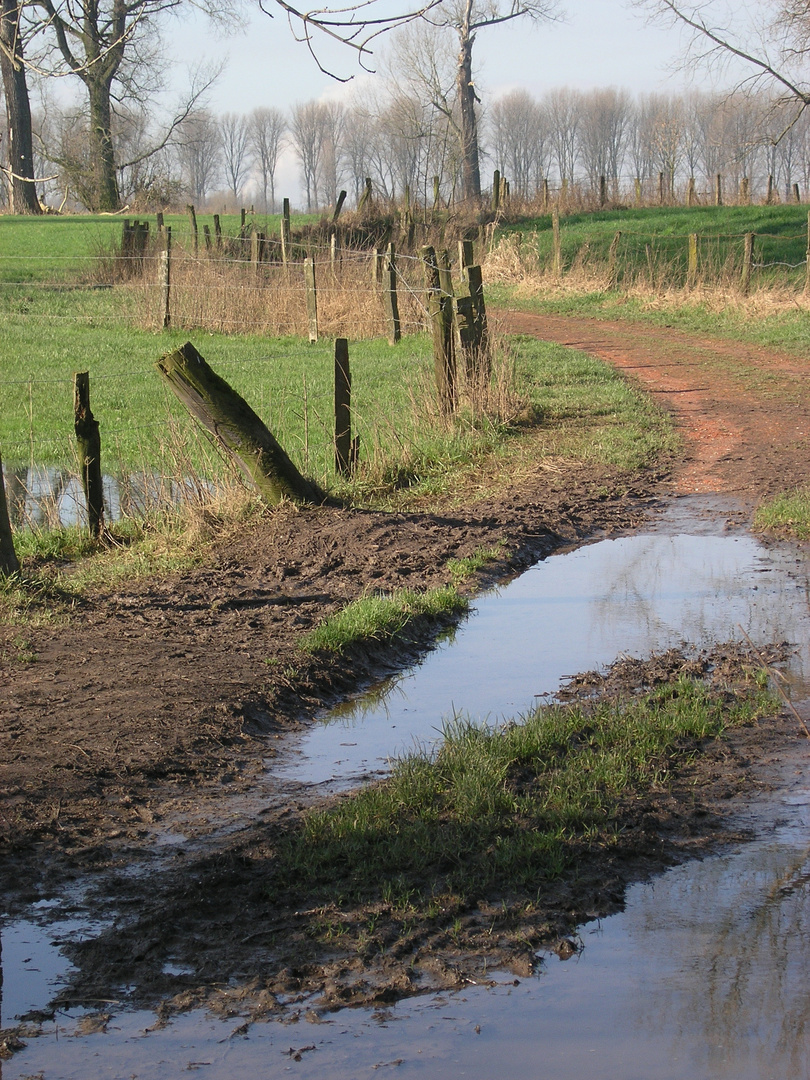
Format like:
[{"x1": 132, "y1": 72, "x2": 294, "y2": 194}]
[{"x1": 4, "y1": 494, "x2": 810, "y2": 1080}]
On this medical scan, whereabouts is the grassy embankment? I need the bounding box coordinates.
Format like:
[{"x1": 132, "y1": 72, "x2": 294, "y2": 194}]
[{"x1": 486, "y1": 204, "x2": 810, "y2": 536}]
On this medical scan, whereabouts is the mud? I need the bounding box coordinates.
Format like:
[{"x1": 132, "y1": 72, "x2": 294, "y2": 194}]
[{"x1": 2, "y1": 312, "x2": 810, "y2": 1039}]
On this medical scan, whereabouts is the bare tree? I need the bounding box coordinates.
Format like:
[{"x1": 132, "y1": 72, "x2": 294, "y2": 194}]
[
  {"x1": 545, "y1": 86, "x2": 580, "y2": 186},
  {"x1": 219, "y1": 111, "x2": 250, "y2": 201},
  {"x1": 1, "y1": 0, "x2": 41, "y2": 211},
  {"x1": 248, "y1": 105, "x2": 285, "y2": 211},
  {"x1": 318, "y1": 100, "x2": 345, "y2": 206},
  {"x1": 290, "y1": 99, "x2": 328, "y2": 209},
  {"x1": 489, "y1": 88, "x2": 547, "y2": 196},
  {"x1": 577, "y1": 87, "x2": 631, "y2": 196},
  {"x1": 176, "y1": 110, "x2": 221, "y2": 205},
  {"x1": 421, "y1": 0, "x2": 561, "y2": 199}
]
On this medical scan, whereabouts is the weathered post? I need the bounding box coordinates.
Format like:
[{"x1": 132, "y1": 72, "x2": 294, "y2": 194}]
[
  {"x1": 330, "y1": 232, "x2": 337, "y2": 277},
  {"x1": 607, "y1": 231, "x2": 622, "y2": 288},
  {"x1": 187, "y1": 204, "x2": 198, "y2": 256},
  {"x1": 203, "y1": 224, "x2": 212, "y2": 252},
  {"x1": 686, "y1": 177, "x2": 696, "y2": 207},
  {"x1": 333, "y1": 190, "x2": 347, "y2": 221},
  {"x1": 634, "y1": 177, "x2": 642, "y2": 206},
  {"x1": 156, "y1": 211, "x2": 164, "y2": 235},
  {"x1": 766, "y1": 175, "x2": 775, "y2": 205},
  {"x1": 358, "y1": 178, "x2": 373, "y2": 214},
  {"x1": 740, "y1": 176, "x2": 750, "y2": 205},
  {"x1": 251, "y1": 226, "x2": 259, "y2": 271},
  {"x1": 304, "y1": 257, "x2": 318, "y2": 343},
  {"x1": 466, "y1": 263, "x2": 489, "y2": 372},
  {"x1": 214, "y1": 214, "x2": 223, "y2": 252},
  {"x1": 458, "y1": 238, "x2": 474, "y2": 282},
  {"x1": 687, "y1": 233, "x2": 698, "y2": 290},
  {"x1": 281, "y1": 198, "x2": 292, "y2": 265},
  {"x1": 543, "y1": 177, "x2": 550, "y2": 210},
  {"x1": 384, "y1": 243, "x2": 401, "y2": 345},
  {"x1": 370, "y1": 247, "x2": 381, "y2": 285},
  {"x1": 599, "y1": 174, "x2": 607, "y2": 207},
  {"x1": 492, "y1": 170, "x2": 501, "y2": 213},
  {"x1": 159, "y1": 226, "x2": 171, "y2": 329},
  {"x1": 794, "y1": 183, "x2": 802, "y2": 204},
  {"x1": 0, "y1": 452, "x2": 20, "y2": 576},
  {"x1": 156, "y1": 342, "x2": 323, "y2": 505},
  {"x1": 422, "y1": 246, "x2": 455, "y2": 415},
  {"x1": 658, "y1": 172, "x2": 665, "y2": 205},
  {"x1": 73, "y1": 372, "x2": 105, "y2": 540},
  {"x1": 715, "y1": 173, "x2": 723, "y2": 206},
  {"x1": 334, "y1": 338, "x2": 352, "y2": 476},
  {"x1": 804, "y1": 212, "x2": 810, "y2": 296},
  {"x1": 740, "y1": 232, "x2": 754, "y2": 296},
  {"x1": 552, "y1": 207, "x2": 562, "y2": 279}
]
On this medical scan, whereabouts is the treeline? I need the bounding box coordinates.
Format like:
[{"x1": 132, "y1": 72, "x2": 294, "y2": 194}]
[{"x1": 5, "y1": 85, "x2": 810, "y2": 214}]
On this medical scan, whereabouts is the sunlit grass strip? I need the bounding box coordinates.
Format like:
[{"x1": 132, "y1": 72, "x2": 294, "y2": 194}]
[
  {"x1": 301, "y1": 586, "x2": 468, "y2": 654},
  {"x1": 754, "y1": 490, "x2": 810, "y2": 539},
  {"x1": 274, "y1": 679, "x2": 776, "y2": 906},
  {"x1": 446, "y1": 544, "x2": 504, "y2": 582}
]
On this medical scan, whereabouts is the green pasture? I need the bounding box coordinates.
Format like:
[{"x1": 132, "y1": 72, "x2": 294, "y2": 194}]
[{"x1": 500, "y1": 204, "x2": 810, "y2": 289}]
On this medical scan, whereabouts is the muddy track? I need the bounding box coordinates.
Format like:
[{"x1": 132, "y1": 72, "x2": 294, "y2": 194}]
[
  {"x1": 501, "y1": 309, "x2": 810, "y2": 499},
  {"x1": 1, "y1": 310, "x2": 809, "y2": 1023}
]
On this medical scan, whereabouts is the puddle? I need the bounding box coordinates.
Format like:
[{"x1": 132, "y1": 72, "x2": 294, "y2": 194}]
[
  {"x1": 3, "y1": 495, "x2": 810, "y2": 1078},
  {"x1": 6, "y1": 749, "x2": 810, "y2": 1079},
  {"x1": 276, "y1": 498, "x2": 810, "y2": 788}
]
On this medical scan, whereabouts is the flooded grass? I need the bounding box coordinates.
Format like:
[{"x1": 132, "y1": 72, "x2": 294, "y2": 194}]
[
  {"x1": 754, "y1": 490, "x2": 810, "y2": 539},
  {"x1": 272, "y1": 679, "x2": 777, "y2": 915},
  {"x1": 301, "y1": 586, "x2": 468, "y2": 654}
]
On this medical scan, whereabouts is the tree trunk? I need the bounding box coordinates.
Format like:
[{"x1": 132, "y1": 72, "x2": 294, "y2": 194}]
[
  {"x1": 0, "y1": 452, "x2": 20, "y2": 576},
  {"x1": 0, "y1": 0, "x2": 42, "y2": 214},
  {"x1": 456, "y1": 30, "x2": 481, "y2": 201},
  {"x1": 87, "y1": 77, "x2": 121, "y2": 211}
]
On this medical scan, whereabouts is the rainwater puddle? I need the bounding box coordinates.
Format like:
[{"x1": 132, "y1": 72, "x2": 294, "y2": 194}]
[
  {"x1": 4, "y1": 495, "x2": 810, "y2": 1078},
  {"x1": 6, "y1": 755, "x2": 810, "y2": 1079},
  {"x1": 276, "y1": 497, "x2": 810, "y2": 788}
]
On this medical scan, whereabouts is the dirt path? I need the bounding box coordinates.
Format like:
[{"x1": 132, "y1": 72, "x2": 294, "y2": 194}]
[{"x1": 501, "y1": 310, "x2": 810, "y2": 498}]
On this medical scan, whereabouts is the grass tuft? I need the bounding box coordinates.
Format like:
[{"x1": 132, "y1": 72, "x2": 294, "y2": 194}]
[{"x1": 754, "y1": 490, "x2": 810, "y2": 539}]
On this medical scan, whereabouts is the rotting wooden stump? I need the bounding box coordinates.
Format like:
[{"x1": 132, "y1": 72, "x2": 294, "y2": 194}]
[{"x1": 156, "y1": 342, "x2": 323, "y2": 506}]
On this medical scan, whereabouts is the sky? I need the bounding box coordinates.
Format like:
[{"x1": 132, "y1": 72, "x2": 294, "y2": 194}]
[{"x1": 162, "y1": 0, "x2": 759, "y2": 203}]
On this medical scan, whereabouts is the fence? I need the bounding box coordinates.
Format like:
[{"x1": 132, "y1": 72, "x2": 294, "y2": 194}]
[{"x1": 0, "y1": 210, "x2": 495, "y2": 533}]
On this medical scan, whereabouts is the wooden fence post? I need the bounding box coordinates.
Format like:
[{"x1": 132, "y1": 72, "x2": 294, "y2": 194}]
[
  {"x1": 159, "y1": 226, "x2": 171, "y2": 329},
  {"x1": 634, "y1": 177, "x2": 642, "y2": 206},
  {"x1": 804, "y1": 212, "x2": 810, "y2": 295},
  {"x1": 304, "y1": 257, "x2": 318, "y2": 342},
  {"x1": 187, "y1": 204, "x2": 198, "y2": 255},
  {"x1": 358, "y1": 178, "x2": 373, "y2": 214},
  {"x1": 599, "y1": 174, "x2": 607, "y2": 207},
  {"x1": 203, "y1": 224, "x2": 212, "y2": 252},
  {"x1": 543, "y1": 177, "x2": 550, "y2": 210},
  {"x1": 214, "y1": 214, "x2": 223, "y2": 252},
  {"x1": 333, "y1": 190, "x2": 347, "y2": 221},
  {"x1": 281, "y1": 198, "x2": 291, "y2": 265},
  {"x1": 492, "y1": 170, "x2": 501, "y2": 213},
  {"x1": 552, "y1": 207, "x2": 562, "y2": 279},
  {"x1": 766, "y1": 175, "x2": 775, "y2": 205},
  {"x1": 422, "y1": 246, "x2": 455, "y2": 414},
  {"x1": 73, "y1": 372, "x2": 105, "y2": 540},
  {"x1": 794, "y1": 183, "x2": 802, "y2": 204},
  {"x1": 740, "y1": 232, "x2": 754, "y2": 295},
  {"x1": 740, "y1": 176, "x2": 750, "y2": 204},
  {"x1": 607, "y1": 231, "x2": 622, "y2": 288},
  {"x1": 458, "y1": 238, "x2": 474, "y2": 282},
  {"x1": 251, "y1": 226, "x2": 259, "y2": 272},
  {"x1": 371, "y1": 247, "x2": 381, "y2": 285},
  {"x1": 658, "y1": 172, "x2": 665, "y2": 205},
  {"x1": 687, "y1": 233, "x2": 698, "y2": 290},
  {"x1": 686, "y1": 177, "x2": 696, "y2": 206},
  {"x1": 156, "y1": 342, "x2": 323, "y2": 505},
  {"x1": 334, "y1": 338, "x2": 353, "y2": 476},
  {"x1": 715, "y1": 173, "x2": 723, "y2": 206},
  {"x1": 0, "y1": 452, "x2": 20, "y2": 575},
  {"x1": 384, "y1": 243, "x2": 401, "y2": 345}
]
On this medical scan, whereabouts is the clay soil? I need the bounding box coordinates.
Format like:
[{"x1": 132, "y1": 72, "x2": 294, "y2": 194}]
[{"x1": 1, "y1": 309, "x2": 809, "y2": 1027}]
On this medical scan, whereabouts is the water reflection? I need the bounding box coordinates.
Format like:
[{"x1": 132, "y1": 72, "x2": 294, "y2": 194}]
[
  {"x1": 4, "y1": 466, "x2": 219, "y2": 529},
  {"x1": 277, "y1": 526, "x2": 810, "y2": 788}
]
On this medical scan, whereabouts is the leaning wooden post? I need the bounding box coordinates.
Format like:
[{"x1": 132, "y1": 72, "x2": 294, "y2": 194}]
[
  {"x1": 551, "y1": 207, "x2": 562, "y2": 279},
  {"x1": 333, "y1": 190, "x2": 347, "y2": 221},
  {"x1": 156, "y1": 342, "x2": 323, "y2": 505},
  {"x1": 304, "y1": 257, "x2": 318, "y2": 343},
  {"x1": 214, "y1": 213, "x2": 223, "y2": 252},
  {"x1": 687, "y1": 233, "x2": 698, "y2": 290},
  {"x1": 281, "y1": 198, "x2": 292, "y2": 265},
  {"x1": 186, "y1": 204, "x2": 198, "y2": 256},
  {"x1": 740, "y1": 232, "x2": 754, "y2": 296},
  {"x1": 159, "y1": 226, "x2": 171, "y2": 329},
  {"x1": 794, "y1": 182, "x2": 802, "y2": 204},
  {"x1": 422, "y1": 245, "x2": 455, "y2": 415},
  {"x1": 384, "y1": 243, "x2": 401, "y2": 345},
  {"x1": 73, "y1": 372, "x2": 105, "y2": 540},
  {"x1": 0, "y1": 452, "x2": 20, "y2": 576},
  {"x1": 334, "y1": 338, "x2": 352, "y2": 476}
]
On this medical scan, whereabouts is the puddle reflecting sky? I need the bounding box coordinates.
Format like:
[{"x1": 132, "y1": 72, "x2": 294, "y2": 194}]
[
  {"x1": 7, "y1": 757, "x2": 810, "y2": 1080},
  {"x1": 276, "y1": 519, "x2": 810, "y2": 787}
]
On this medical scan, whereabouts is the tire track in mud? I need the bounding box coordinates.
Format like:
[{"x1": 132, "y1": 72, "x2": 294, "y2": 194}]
[{"x1": 500, "y1": 309, "x2": 810, "y2": 499}]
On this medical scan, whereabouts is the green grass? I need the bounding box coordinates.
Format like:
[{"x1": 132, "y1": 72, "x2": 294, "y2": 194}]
[
  {"x1": 301, "y1": 586, "x2": 468, "y2": 654},
  {"x1": 499, "y1": 204, "x2": 810, "y2": 288},
  {"x1": 754, "y1": 490, "x2": 810, "y2": 538},
  {"x1": 271, "y1": 677, "x2": 775, "y2": 908}
]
